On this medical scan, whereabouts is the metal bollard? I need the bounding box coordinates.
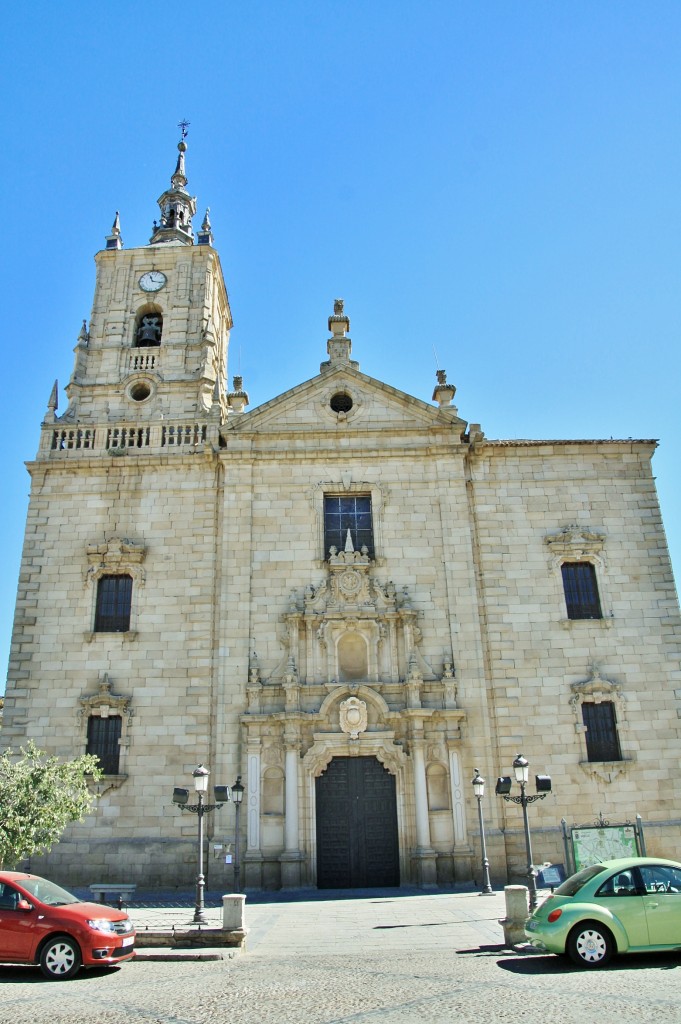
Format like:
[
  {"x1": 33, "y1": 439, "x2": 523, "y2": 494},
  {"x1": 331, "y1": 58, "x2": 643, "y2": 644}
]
[{"x1": 499, "y1": 885, "x2": 529, "y2": 947}]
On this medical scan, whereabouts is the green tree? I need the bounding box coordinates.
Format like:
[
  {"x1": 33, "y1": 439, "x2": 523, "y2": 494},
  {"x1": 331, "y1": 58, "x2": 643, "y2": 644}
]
[{"x1": 0, "y1": 743, "x2": 101, "y2": 868}]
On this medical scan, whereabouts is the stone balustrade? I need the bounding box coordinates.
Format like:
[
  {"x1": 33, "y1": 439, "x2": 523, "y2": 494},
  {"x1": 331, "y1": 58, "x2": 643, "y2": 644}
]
[{"x1": 47, "y1": 422, "x2": 209, "y2": 455}]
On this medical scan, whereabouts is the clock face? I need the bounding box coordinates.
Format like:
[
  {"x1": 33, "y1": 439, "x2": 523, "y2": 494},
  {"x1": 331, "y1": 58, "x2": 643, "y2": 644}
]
[{"x1": 139, "y1": 271, "x2": 167, "y2": 292}]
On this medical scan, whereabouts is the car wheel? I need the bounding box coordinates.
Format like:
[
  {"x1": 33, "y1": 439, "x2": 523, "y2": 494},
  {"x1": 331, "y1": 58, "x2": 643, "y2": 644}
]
[
  {"x1": 39, "y1": 935, "x2": 82, "y2": 980},
  {"x1": 567, "y1": 922, "x2": 614, "y2": 968}
]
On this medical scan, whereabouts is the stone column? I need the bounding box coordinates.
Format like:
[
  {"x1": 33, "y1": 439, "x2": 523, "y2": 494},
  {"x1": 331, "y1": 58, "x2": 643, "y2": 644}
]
[
  {"x1": 280, "y1": 736, "x2": 304, "y2": 887},
  {"x1": 244, "y1": 737, "x2": 263, "y2": 890},
  {"x1": 284, "y1": 743, "x2": 299, "y2": 852},
  {"x1": 411, "y1": 737, "x2": 438, "y2": 887},
  {"x1": 448, "y1": 743, "x2": 473, "y2": 881}
]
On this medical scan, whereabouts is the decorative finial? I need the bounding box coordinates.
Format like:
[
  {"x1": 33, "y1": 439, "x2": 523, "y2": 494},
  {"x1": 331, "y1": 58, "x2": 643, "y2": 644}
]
[
  {"x1": 44, "y1": 379, "x2": 59, "y2": 423},
  {"x1": 105, "y1": 210, "x2": 123, "y2": 250},
  {"x1": 197, "y1": 207, "x2": 214, "y2": 246},
  {"x1": 322, "y1": 297, "x2": 358, "y2": 373},
  {"x1": 78, "y1": 320, "x2": 89, "y2": 344},
  {"x1": 227, "y1": 375, "x2": 249, "y2": 414},
  {"x1": 432, "y1": 368, "x2": 456, "y2": 408},
  {"x1": 329, "y1": 298, "x2": 349, "y2": 334},
  {"x1": 178, "y1": 119, "x2": 190, "y2": 140}
]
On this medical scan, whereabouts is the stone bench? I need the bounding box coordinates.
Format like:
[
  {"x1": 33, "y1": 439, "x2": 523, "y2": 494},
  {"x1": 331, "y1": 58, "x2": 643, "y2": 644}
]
[{"x1": 89, "y1": 883, "x2": 137, "y2": 907}]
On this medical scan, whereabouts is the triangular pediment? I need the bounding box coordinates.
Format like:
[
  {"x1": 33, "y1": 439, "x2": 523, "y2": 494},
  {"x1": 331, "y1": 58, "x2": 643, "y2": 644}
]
[{"x1": 223, "y1": 365, "x2": 467, "y2": 438}]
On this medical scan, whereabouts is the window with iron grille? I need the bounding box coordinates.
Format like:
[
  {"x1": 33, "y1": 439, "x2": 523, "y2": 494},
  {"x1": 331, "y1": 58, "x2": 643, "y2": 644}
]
[
  {"x1": 94, "y1": 575, "x2": 133, "y2": 632},
  {"x1": 324, "y1": 495, "x2": 374, "y2": 558},
  {"x1": 86, "y1": 715, "x2": 122, "y2": 774},
  {"x1": 582, "y1": 701, "x2": 621, "y2": 761},
  {"x1": 561, "y1": 562, "x2": 602, "y2": 619}
]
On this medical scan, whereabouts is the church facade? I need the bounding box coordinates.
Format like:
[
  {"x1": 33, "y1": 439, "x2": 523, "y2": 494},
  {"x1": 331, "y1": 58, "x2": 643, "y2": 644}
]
[{"x1": 4, "y1": 140, "x2": 681, "y2": 890}]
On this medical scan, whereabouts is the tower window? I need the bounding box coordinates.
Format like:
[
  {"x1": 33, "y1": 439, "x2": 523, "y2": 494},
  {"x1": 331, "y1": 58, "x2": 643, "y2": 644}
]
[
  {"x1": 94, "y1": 575, "x2": 133, "y2": 632},
  {"x1": 561, "y1": 562, "x2": 602, "y2": 619},
  {"x1": 86, "y1": 715, "x2": 122, "y2": 775},
  {"x1": 582, "y1": 701, "x2": 621, "y2": 762},
  {"x1": 324, "y1": 494, "x2": 374, "y2": 558}
]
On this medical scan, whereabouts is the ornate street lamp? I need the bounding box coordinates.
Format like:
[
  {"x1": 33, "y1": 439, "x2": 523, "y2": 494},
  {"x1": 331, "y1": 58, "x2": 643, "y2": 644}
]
[
  {"x1": 231, "y1": 775, "x2": 245, "y2": 893},
  {"x1": 471, "y1": 769, "x2": 494, "y2": 895},
  {"x1": 172, "y1": 764, "x2": 230, "y2": 924},
  {"x1": 495, "y1": 754, "x2": 552, "y2": 910}
]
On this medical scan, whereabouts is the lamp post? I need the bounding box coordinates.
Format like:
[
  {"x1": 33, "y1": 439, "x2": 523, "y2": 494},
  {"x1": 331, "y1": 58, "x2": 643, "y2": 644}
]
[
  {"x1": 495, "y1": 754, "x2": 552, "y2": 911},
  {"x1": 231, "y1": 775, "x2": 245, "y2": 892},
  {"x1": 172, "y1": 764, "x2": 230, "y2": 924},
  {"x1": 471, "y1": 769, "x2": 494, "y2": 895}
]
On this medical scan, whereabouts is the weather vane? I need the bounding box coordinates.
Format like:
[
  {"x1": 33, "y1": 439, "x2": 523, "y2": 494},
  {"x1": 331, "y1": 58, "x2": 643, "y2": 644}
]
[{"x1": 178, "y1": 119, "x2": 190, "y2": 140}]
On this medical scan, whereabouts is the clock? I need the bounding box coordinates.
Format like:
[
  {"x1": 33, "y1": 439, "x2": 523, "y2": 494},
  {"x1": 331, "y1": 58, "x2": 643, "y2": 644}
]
[{"x1": 139, "y1": 271, "x2": 167, "y2": 292}]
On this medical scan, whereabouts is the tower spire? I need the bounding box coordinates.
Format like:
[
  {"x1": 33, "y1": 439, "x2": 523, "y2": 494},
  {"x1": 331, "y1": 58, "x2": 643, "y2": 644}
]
[{"x1": 149, "y1": 125, "x2": 197, "y2": 246}]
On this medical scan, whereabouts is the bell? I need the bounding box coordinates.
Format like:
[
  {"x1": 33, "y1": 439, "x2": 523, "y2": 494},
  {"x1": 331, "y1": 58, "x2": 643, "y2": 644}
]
[{"x1": 137, "y1": 316, "x2": 161, "y2": 346}]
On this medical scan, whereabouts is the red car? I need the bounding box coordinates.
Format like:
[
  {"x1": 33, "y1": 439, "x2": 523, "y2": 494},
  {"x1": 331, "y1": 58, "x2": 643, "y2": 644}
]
[{"x1": 0, "y1": 871, "x2": 135, "y2": 980}]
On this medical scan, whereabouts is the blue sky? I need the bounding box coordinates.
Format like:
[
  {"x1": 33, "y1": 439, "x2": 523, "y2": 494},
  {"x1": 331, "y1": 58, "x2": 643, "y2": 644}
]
[{"x1": 1, "y1": 2, "x2": 680, "y2": 691}]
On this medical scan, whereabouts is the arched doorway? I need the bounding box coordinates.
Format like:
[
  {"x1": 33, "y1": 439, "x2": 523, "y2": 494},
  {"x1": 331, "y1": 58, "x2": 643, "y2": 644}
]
[{"x1": 315, "y1": 756, "x2": 399, "y2": 888}]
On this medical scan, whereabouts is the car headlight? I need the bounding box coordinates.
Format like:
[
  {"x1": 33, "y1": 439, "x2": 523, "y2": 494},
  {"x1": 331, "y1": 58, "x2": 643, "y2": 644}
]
[{"x1": 87, "y1": 918, "x2": 117, "y2": 933}]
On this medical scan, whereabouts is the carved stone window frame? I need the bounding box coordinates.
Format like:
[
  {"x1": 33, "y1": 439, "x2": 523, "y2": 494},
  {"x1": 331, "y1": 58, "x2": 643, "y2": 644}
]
[
  {"x1": 568, "y1": 667, "x2": 632, "y2": 783},
  {"x1": 312, "y1": 480, "x2": 387, "y2": 565},
  {"x1": 544, "y1": 525, "x2": 612, "y2": 626},
  {"x1": 79, "y1": 673, "x2": 133, "y2": 794},
  {"x1": 85, "y1": 537, "x2": 146, "y2": 640}
]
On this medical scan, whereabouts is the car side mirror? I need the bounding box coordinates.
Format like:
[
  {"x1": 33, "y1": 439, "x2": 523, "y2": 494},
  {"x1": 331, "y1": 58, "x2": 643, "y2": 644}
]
[{"x1": 17, "y1": 899, "x2": 33, "y2": 912}]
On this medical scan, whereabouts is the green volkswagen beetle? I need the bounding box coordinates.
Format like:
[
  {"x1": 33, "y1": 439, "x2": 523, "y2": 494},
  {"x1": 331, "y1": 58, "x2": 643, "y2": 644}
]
[{"x1": 525, "y1": 857, "x2": 681, "y2": 967}]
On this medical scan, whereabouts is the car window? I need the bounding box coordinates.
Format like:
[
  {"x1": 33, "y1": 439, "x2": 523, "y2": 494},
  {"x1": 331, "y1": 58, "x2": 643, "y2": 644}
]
[
  {"x1": 596, "y1": 871, "x2": 639, "y2": 897},
  {"x1": 19, "y1": 877, "x2": 80, "y2": 906},
  {"x1": 555, "y1": 864, "x2": 605, "y2": 896},
  {"x1": 0, "y1": 884, "x2": 20, "y2": 910},
  {"x1": 638, "y1": 864, "x2": 681, "y2": 894}
]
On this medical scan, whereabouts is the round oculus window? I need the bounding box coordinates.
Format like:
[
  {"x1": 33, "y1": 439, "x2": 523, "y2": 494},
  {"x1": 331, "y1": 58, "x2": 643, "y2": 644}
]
[
  {"x1": 129, "y1": 381, "x2": 152, "y2": 402},
  {"x1": 330, "y1": 392, "x2": 353, "y2": 413}
]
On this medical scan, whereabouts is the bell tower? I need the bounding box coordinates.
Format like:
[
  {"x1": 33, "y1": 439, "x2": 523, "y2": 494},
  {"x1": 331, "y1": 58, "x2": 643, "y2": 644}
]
[{"x1": 51, "y1": 131, "x2": 232, "y2": 438}]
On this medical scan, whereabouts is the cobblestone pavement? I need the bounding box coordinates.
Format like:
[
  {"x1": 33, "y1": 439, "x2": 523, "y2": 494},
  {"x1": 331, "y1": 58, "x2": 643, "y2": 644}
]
[{"x1": 2, "y1": 888, "x2": 681, "y2": 1024}]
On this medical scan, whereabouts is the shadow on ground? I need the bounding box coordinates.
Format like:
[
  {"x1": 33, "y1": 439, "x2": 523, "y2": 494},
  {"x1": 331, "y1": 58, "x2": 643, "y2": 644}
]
[
  {"x1": 73, "y1": 883, "x2": 491, "y2": 909},
  {"x1": 494, "y1": 951, "x2": 681, "y2": 975},
  {"x1": 0, "y1": 964, "x2": 123, "y2": 985}
]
